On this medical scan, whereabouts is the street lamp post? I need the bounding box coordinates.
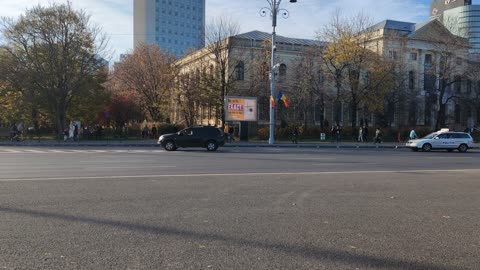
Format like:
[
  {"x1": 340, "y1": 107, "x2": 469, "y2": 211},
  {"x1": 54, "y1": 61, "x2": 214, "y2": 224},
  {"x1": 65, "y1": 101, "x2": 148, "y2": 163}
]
[{"x1": 261, "y1": 0, "x2": 296, "y2": 145}]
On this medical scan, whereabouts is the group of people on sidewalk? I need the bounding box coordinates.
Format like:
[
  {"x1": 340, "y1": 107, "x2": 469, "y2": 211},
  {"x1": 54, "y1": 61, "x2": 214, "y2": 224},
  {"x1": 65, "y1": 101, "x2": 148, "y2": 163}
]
[{"x1": 357, "y1": 126, "x2": 382, "y2": 144}]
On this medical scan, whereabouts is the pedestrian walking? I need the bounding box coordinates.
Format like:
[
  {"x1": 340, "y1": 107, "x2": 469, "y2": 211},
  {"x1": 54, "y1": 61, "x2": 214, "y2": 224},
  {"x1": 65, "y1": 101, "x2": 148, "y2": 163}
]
[
  {"x1": 363, "y1": 126, "x2": 369, "y2": 143},
  {"x1": 142, "y1": 125, "x2": 149, "y2": 139},
  {"x1": 292, "y1": 127, "x2": 299, "y2": 144},
  {"x1": 374, "y1": 128, "x2": 382, "y2": 144},
  {"x1": 330, "y1": 125, "x2": 336, "y2": 143},
  {"x1": 73, "y1": 124, "x2": 79, "y2": 141},
  {"x1": 358, "y1": 127, "x2": 363, "y2": 142},
  {"x1": 10, "y1": 123, "x2": 20, "y2": 142},
  {"x1": 228, "y1": 125, "x2": 234, "y2": 143},
  {"x1": 63, "y1": 127, "x2": 69, "y2": 142},
  {"x1": 336, "y1": 126, "x2": 342, "y2": 143},
  {"x1": 151, "y1": 125, "x2": 157, "y2": 139},
  {"x1": 409, "y1": 129, "x2": 417, "y2": 140}
]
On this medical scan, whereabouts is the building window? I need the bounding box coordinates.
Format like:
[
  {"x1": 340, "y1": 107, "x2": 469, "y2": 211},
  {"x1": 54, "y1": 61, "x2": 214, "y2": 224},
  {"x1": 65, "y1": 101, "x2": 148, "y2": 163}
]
[
  {"x1": 455, "y1": 104, "x2": 462, "y2": 124},
  {"x1": 467, "y1": 80, "x2": 472, "y2": 95},
  {"x1": 318, "y1": 70, "x2": 324, "y2": 86},
  {"x1": 456, "y1": 57, "x2": 463, "y2": 66},
  {"x1": 425, "y1": 54, "x2": 433, "y2": 65},
  {"x1": 388, "y1": 50, "x2": 397, "y2": 59},
  {"x1": 408, "y1": 71, "x2": 415, "y2": 90},
  {"x1": 364, "y1": 71, "x2": 370, "y2": 85},
  {"x1": 279, "y1": 64, "x2": 287, "y2": 78},
  {"x1": 455, "y1": 78, "x2": 462, "y2": 94},
  {"x1": 410, "y1": 52, "x2": 417, "y2": 61},
  {"x1": 235, "y1": 61, "x2": 245, "y2": 81}
]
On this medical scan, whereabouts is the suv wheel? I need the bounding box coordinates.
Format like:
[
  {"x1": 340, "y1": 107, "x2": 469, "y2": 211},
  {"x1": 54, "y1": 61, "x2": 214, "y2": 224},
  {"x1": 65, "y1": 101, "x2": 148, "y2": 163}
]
[
  {"x1": 206, "y1": 140, "x2": 218, "y2": 152},
  {"x1": 422, "y1": 143, "x2": 432, "y2": 152},
  {"x1": 164, "y1": 140, "x2": 177, "y2": 151},
  {"x1": 458, "y1": 144, "x2": 468, "y2": 153}
]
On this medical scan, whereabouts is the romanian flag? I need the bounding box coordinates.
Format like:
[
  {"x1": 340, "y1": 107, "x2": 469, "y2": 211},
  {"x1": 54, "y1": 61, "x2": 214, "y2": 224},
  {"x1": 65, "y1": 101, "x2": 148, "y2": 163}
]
[
  {"x1": 277, "y1": 91, "x2": 289, "y2": 108},
  {"x1": 270, "y1": 95, "x2": 276, "y2": 108}
]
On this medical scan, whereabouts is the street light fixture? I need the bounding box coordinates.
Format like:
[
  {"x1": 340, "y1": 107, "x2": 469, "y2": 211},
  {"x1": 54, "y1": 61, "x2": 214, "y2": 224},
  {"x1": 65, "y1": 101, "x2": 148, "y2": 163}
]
[{"x1": 260, "y1": 0, "x2": 297, "y2": 145}]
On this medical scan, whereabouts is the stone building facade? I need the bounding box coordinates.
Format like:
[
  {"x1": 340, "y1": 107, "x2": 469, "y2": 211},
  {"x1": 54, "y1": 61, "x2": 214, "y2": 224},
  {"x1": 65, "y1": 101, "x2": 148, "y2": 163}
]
[
  {"x1": 173, "y1": 25, "x2": 478, "y2": 132},
  {"x1": 367, "y1": 19, "x2": 477, "y2": 130}
]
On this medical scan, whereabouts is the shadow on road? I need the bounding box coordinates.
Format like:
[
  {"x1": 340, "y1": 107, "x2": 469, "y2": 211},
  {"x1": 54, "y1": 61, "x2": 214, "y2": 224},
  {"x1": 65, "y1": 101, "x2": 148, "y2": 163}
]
[{"x1": 0, "y1": 206, "x2": 466, "y2": 270}]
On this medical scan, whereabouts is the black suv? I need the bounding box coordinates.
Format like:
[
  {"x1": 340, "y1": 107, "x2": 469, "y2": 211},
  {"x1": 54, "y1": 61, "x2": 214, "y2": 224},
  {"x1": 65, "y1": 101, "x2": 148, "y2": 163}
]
[{"x1": 158, "y1": 126, "x2": 225, "y2": 151}]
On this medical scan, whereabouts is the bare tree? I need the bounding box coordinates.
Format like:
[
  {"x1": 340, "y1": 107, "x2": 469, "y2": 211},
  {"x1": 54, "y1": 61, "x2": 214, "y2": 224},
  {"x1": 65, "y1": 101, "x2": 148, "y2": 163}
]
[
  {"x1": 175, "y1": 70, "x2": 207, "y2": 126},
  {"x1": 0, "y1": 2, "x2": 109, "y2": 135},
  {"x1": 203, "y1": 16, "x2": 241, "y2": 128},
  {"x1": 289, "y1": 46, "x2": 326, "y2": 129},
  {"x1": 427, "y1": 19, "x2": 470, "y2": 130},
  {"x1": 112, "y1": 44, "x2": 177, "y2": 122},
  {"x1": 319, "y1": 10, "x2": 395, "y2": 128}
]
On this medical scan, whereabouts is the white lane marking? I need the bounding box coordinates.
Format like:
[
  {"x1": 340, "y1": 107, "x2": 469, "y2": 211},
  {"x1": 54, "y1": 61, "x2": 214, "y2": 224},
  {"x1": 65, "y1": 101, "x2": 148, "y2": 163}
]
[
  {"x1": 23, "y1": 150, "x2": 46, "y2": 153},
  {"x1": 49, "y1": 150, "x2": 74, "y2": 153},
  {"x1": 1, "y1": 169, "x2": 479, "y2": 182},
  {"x1": 1, "y1": 149, "x2": 22, "y2": 153},
  {"x1": 87, "y1": 166, "x2": 177, "y2": 170},
  {"x1": 426, "y1": 156, "x2": 472, "y2": 159}
]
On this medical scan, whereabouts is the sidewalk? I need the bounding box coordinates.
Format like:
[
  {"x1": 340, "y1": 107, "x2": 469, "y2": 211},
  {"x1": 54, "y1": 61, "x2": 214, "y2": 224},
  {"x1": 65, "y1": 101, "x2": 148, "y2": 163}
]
[{"x1": 0, "y1": 139, "x2": 407, "y2": 149}]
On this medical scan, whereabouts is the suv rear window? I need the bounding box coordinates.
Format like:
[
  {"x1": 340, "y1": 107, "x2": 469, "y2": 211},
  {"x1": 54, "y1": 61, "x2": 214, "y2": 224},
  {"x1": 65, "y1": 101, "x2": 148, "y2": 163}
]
[{"x1": 195, "y1": 127, "x2": 223, "y2": 137}]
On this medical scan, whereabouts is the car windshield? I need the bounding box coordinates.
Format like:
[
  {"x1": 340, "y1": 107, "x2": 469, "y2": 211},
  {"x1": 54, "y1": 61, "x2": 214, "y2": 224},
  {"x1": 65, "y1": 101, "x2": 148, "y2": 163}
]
[{"x1": 422, "y1": 132, "x2": 438, "y2": 139}]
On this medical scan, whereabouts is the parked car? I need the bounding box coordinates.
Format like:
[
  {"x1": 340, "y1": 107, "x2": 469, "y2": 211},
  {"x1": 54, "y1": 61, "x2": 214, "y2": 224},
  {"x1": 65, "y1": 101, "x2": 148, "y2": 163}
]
[
  {"x1": 406, "y1": 129, "x2": 476, "y2": 153},
  {"x1": 158, "y1": 126, "x2": 225, "y2": 151}
]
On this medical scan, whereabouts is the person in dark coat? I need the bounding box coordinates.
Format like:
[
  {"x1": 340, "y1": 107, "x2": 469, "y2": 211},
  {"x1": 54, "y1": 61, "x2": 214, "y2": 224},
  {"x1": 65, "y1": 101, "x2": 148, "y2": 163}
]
[
  {"x1": 330, "y1": 125, "x2": 336, "y2": 143},
  {"x1": 292, "y1": 127, "x2": 299, "y2": 144},
  {"x1": 151, "y1": 126, "x2": 157, "y2": 139}
]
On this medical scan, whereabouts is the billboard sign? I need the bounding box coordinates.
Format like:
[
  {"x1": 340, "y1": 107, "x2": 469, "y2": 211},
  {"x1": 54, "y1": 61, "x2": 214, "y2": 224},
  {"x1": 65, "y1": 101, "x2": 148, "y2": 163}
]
[
  {"x1": 430, "y1": 0, "x2": 471, "y2": 18},
  {"x1": 225, "y1": 97, "x2": 258, "y2": 122}
]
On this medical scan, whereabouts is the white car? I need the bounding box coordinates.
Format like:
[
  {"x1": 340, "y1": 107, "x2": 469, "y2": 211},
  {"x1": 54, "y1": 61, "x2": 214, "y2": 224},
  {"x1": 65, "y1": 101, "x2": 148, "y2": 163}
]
[{"x1": 406, "y1": 130, "x2": 476, "y2": 152}]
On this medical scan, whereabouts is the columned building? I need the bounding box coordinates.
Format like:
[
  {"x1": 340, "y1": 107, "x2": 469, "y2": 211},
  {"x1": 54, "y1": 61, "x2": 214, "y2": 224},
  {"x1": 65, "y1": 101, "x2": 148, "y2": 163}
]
[
  {"x1": 134, "y1": 0, "x2": 205, "y2": 57},
  {"x1": 366, "y1": 19, "x2": 474, "y2": 130},
  {"x1": 172, "y1": 25, "x2": 478, "y2": 133}
]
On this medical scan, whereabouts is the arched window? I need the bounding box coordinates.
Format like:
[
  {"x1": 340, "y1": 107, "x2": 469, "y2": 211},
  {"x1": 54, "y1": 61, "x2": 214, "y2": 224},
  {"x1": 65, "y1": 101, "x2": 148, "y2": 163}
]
[{"x1": 235, "y1": 61, "x2": 244, "y2": 81}]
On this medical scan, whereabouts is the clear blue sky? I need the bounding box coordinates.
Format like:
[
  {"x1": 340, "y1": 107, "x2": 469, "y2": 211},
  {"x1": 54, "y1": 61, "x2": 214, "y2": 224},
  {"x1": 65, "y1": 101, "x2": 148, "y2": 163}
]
[{"x1": 1, "y1": 0, "x2": 474, "y2": 61}]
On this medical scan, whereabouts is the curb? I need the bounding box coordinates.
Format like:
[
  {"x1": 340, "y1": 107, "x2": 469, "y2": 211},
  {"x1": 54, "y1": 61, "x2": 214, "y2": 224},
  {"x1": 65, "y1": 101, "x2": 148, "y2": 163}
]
[{"x1": 0, "y1": 141, "x2": 407, "y2": 149}]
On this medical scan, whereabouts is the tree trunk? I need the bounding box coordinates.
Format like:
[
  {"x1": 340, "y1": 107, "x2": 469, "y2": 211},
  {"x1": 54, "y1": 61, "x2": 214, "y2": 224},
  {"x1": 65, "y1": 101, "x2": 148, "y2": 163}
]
[
  {"x1": 30, "y1": 108, "x2": 39, "y2": 137},
  {"x1": 56, "y1": 109, "x2": 66, "y2": 140},
  {"x1": 408, "y1": 101, "x2": 416, "y2": 127},
  {"x1": 221, "y1": 72, "x2": 226, "y2": 129},
  {"x1": 351, "y1": 102, "x2": 358, "y2": 128},
  {"x1": 435, "y1": 103, "x2": 447, "y2": 130}
]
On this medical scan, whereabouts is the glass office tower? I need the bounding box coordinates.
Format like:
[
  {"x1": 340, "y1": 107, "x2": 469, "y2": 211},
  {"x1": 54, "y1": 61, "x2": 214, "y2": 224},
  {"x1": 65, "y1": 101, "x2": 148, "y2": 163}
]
[
  {"x1": 134, "y1": 0, "x2": 206, "y2": 57},
  {"x1": 444, "y1": 5, "x2": 480, "y2": 58}
]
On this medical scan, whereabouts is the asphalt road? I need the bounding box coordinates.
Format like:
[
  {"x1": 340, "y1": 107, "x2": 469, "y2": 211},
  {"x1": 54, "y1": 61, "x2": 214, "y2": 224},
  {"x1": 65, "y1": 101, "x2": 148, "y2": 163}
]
[{"x1": 0, "y1": 147, "x2": 479, "y2": 270}]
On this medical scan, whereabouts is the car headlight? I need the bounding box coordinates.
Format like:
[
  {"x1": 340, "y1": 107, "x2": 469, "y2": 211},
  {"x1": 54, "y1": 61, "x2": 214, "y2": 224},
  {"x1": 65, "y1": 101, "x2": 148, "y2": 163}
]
[{"x1": 158, "y1": 135, "x2": 164, "y2": 141}]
